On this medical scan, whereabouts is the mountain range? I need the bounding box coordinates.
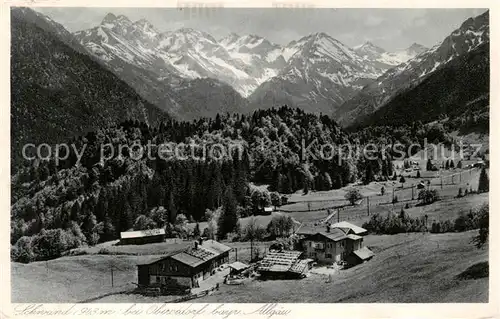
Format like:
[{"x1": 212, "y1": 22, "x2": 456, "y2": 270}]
[
  {"x1": 12, "y1": 7, "x2": 490, "y2": 144},
  {"x1": 70, "y1": 12, "x2": 432, "y2": 117}
]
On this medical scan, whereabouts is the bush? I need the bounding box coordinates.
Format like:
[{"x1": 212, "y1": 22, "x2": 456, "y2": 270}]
[
  {"x1": 266, "y1": 215, "x2": 294, "y2": 238},
  {"x1": 418, "y1": 189, "x2": 439, "y2": 205},
  {"x1": 11, "y1": 228, "x2": 83, "y2": 262},
  {"x1": 11, "y1": 236, "x2": 35, "y2": 263},
  {"x1": 362, "y1": 211, "x2": 427, "y2": 235},
  {"x1": 430, "y1": 204, "x2": 487, "y2": 234}
]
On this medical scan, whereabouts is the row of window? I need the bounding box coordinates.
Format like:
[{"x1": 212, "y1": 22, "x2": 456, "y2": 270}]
[
  {"x1": 160, "y1": 263, "x2": 178, "y2": 272},
  {"x1": 308, "y1": 241, "x2": 345, "y2": 249}
]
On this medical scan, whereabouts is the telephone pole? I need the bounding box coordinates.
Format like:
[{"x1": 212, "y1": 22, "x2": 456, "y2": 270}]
[
  {"x1": 110, "y1": 266, "x2": 114, "y2": 287},
  {"x1": 250, "y1": 239, "x2": 253, "y2": 263},
  {"x1": 366, "y1": 196, "x2": 370, "y2": 216}
]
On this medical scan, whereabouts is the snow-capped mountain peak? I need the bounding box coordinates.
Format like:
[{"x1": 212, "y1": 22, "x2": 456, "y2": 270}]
[
  {"x1": 406, "y1": 43, "x2": 428, "y2": 56},
  {"x1": 355, "y1": 41, "x2": 387, "y2": 56},
  {"x1": 100, "y1": 13, "x2": 132, "y2": 29}
]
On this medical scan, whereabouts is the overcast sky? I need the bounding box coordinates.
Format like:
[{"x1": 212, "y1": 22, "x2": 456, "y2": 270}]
[{"x1": 36, "y1": 8, "x2": 486, "y2": 51}]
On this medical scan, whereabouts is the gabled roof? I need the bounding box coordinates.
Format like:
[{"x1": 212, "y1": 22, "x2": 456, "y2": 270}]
[
  {"x1": 200, "y1": 239, "x2": 231, "y2": 255},
  {"x1": 314, "y1": 229, "x2": 347, "y2": 242},
  {"x1": 329, "y1": 221, "x2": 367, "y2": 235},
  {"x1": 120, "y1": 228, "x2": 165, "y2": 239},
  {"x1": 136, "y1": 240, "x2": 231, "y2": 268},
  {"x1": 228, "y1": 261, "x2": 249, "y2": 271},
  {"x1": 171, "y1": 252, "x2": 206, "y2": 267},
  {"x1": 353, "y1": 247, "x2": 375, "y2": 260},
  {"x1": 347, "y1": 234, "x2": 363, "y2": 241},
  {"x1": 258, "y1": 250, "x2": 302, "y2": 273},
  {"x1": 295, "y1": 224, "x2": 321, "y2": 236}
]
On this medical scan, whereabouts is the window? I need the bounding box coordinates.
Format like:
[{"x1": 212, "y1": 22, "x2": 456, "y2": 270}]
[
  {"x1": 309, "y1": 242, "x2": 312, "y2": 247},
  {"x1": 326, "y1": 254, "x2": 332, "y2": 259}
]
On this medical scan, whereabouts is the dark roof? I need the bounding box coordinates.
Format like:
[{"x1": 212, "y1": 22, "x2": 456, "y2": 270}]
[
  {"x1": 136, "y1": 240, "x2": 231, "y2": 268},
  {"x1": 315, "y1": 229, "x2": 348, "y2": 242},
  {"x1": 295, "y1": 224, "x2": 322, "y2": 235},
  {"x1": 171, "y1": 252, "x2": 206, "y2": 267}
]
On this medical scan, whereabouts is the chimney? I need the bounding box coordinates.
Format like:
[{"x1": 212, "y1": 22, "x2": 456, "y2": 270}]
[
  {"x1": 326, "y1": 224, "x2": 331, "y2": 233},
  {"x1": 194, "y1": 241, "x2": 198, "y2": 249},
  {"x1": 198, "y1": 238, "x2": 203, "y2": 246}
]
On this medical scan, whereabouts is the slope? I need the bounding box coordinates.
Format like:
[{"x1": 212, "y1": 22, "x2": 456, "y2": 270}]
[
  {"x1": 350, "y1": 42, "x2": 489, "y2": 133},
  {"x1": 248, "y1": 33, "x2": 387, "y2": 114},
  {"x1": 10, "y1": 8, "x2": 169, "y2": 169},
  {"x1": 336, "y1": 10, "x2": 489, "y2": 127}
]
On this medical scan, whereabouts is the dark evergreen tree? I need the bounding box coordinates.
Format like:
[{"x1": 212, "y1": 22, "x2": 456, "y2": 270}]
[{"x1": 478, "y1": 167, "x2": 489, "y2": 193}]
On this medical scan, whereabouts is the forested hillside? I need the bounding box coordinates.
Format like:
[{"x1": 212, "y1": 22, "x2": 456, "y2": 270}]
[
  {"x1": 11, "y1": 9, "x2": 170, "y2": 171},
  {"x1": 11, "y1": 107, "x2": 355, "y2": 261},
  {"x1": 350, "y1": 43, "x2": 489, "y2": 134}
]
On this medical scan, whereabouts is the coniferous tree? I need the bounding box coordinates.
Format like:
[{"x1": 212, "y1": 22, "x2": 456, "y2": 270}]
[
  {"x1": 478, "y1": 167, "x2": 489, "y2": 193},
  {"x1": 426, "y1": 159, "x2": 433, "y2": 171},
  {"x1": 218, "y1": 188, "x2": 238, "y2": 239}
]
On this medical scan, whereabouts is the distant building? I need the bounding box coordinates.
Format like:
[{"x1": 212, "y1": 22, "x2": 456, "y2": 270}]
[
  {"x1": 137, "y1": 239, "x2": 231, "y2": 291},
  {"x1": 474, "y1": 160, "x2": 485, "y2": 168},
  {"x1": 119, "y1": 228, "x2": 166, "y2": 245},
  {"x1": 296, "y1": 222, "x2": 373, "y2": 265},
  {"x1": 257, "y1": 206, "x2": 274, "y2": 215}
]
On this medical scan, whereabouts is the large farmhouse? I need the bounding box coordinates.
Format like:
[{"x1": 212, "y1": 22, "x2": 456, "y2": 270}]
[
  {"x1": 137, "y1": 239, "x2": 231, "y2": 291},
  {"x1": 296, "y1": 222, "x2": 374, "y2": 265}
]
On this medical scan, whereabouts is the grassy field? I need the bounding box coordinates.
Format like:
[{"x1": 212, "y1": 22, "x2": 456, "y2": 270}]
[
  {"x1": 12, "y1": 231, "x2": 488, "y2": 303},
  {"x1": 12, "y1": 255, "x2": 141, "y2": 303},
  {"x1": 193, "y1": 231, "x2": 488, "y2": 303}
]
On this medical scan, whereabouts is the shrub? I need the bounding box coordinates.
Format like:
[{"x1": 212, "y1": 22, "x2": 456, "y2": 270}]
[
  {"x1": 362, "y1": 211, "x2": 427, "y2": 235},
  {"x1": 345, "y1": 188, "x2": 362, "y2": 205},
  {"x1": 418, "y1": 189, "x2": 439, "y2": 205}
]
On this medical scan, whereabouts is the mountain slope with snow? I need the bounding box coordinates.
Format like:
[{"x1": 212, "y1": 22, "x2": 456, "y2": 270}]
[
  {"x1": 248, "y1": 33, "x2": 390, "y2": 114},
  {"x1": 335, "y1": 10, "x2": 489, "y2": 127},
  {"x1": 354, "y1": 41, "x2": 428, "y2": 69},
  {"x1": 11, "y1": 8, "x2": 170, "y2": 168}
]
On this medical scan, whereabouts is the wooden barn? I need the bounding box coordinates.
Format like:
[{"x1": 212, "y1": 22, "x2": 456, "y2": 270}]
[
  {"x1": 137, "y1": 239, "x2": 231, "y2": 291},
  {"x1": 119, "y1": 228, "x2": 166, "y2": 245}
]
